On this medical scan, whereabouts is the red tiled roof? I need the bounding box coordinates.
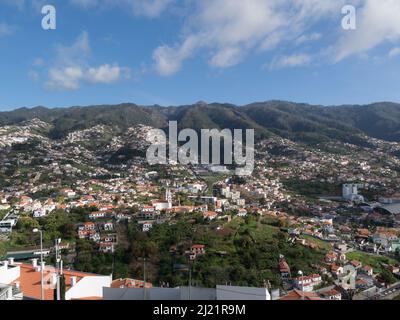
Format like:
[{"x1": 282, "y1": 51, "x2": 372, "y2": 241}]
[
  {"x1": 357, "y1": 229, "x2": 370, "y2": 237},
  {"x1": 320, "y1": 289, "x2": 340, "y2": 297},
  {"x1": 350, "y1": 260, "x2": 362, "y2": 267},
  {"x1": 279, "y1": 290, "x2": 323, "y2": 300},
  {"x1": 191, "y1": 245, "x2": 205, "y2": 249},
  {"x1": 12, "y1": 264, "x2": 97, "y2": 300},
  {"x1": 331, "y1": 264, "x2": 342, "y2": 272},
  {"x1": 279, "y1": 260, "x2": 290, "y2": 273},
  {"x1": 203, "y1": 211, "x2": 217, "y2": 217}
]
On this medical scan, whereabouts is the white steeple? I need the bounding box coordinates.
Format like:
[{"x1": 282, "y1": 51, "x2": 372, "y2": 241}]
[{"x1": 165, "y1": 185, "x2": 172, "y2": 206}]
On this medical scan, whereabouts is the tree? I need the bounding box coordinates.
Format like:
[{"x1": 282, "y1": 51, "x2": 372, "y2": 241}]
[{"x1": 380, "y1": 269, "x2": 397, "y2": 285}]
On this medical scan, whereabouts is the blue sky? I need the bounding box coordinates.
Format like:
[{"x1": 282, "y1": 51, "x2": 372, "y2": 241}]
[{"x1": 1, "y1": 0, "x2": 400, "y2": 111}]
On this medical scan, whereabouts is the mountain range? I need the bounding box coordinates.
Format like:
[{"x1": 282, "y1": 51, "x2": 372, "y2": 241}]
[{"x1": 1, "y1": 101, "x2": 400, "y2": 145}]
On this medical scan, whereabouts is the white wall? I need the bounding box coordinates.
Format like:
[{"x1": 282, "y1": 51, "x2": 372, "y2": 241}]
[
  {"x1": 0, "y1": 264, "x2": 20, "y2": 285},
  {"x1": 65, "y1": 276, "x2": 112, "y2": 300}
]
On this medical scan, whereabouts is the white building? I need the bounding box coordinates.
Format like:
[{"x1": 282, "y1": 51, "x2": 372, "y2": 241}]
[
  {"x1": 0, "y1": 219, "x2": 17, "y2": 233},
  {"x1": 294, "y1": 274, "x2": 322, "y2": 292},
  {"x1": 0, "y1": 283, "x2": 23, "y2": 300},
  {"x1": 0, "y1": 258, "x2": 111, "y2": 300},
  {"x1": 342, "y1": 184, "x2": 364, "y2": 202},
  {"x1": 237, "y1": 209, "x2": 248, "y2": 217},
  {"x1": 142, "y1": 222, "x2": 153, "y2": 232},
  {"x1": 33, "y1": 210, "x2": 47, "y2": 218},
  {"x1": 153, "y1": 201, "x2": 171, "y2": 211}
]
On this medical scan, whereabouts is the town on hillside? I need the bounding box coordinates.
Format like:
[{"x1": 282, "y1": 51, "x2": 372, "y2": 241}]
[{"x1": 1, "y1": 120, "x2": 400, "y2": 301}]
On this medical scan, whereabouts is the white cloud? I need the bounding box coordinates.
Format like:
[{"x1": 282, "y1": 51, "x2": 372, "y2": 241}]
[
  {"x1": 43, "y1": 32, "x2": 130, "y2": 90},
  {"x1": 46, "y1": 64, "x2": 128, "y2": 89},
  {"x1": 269, "y1": 54, "x2": 312, "y2": 70},
  {"x1": 55, "y1": 31, "x2": 91, "y2": 67},
  {"x1": 209, "y1": 47, "x2": 243, "y2": 68},
  {"x1": 334, "y1": 0, "x2": 400, "y2": 61},
  {"x1": 46, "y1": 67, "x2": 84, "y2": 90},
  {"x1": 9, "y1": 0, "x2": 400, "y2": 80},
  {"x1": 152, "y1": 0, "x2": 345, "y2": 76},
  {"x1": 295, "y1": 33, "x2": 321, "y2": 45},
  {"x1": 153, "y1": 36, "x2": 198, "y2": 76},
  {"x1": 86, "y1": 64, "x2": 128, "y2": 83},
  {"x1": 71, "y1": 0, "x2": 400, "y2": 72}
]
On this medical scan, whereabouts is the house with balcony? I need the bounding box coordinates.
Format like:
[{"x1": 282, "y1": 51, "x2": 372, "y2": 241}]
[
  {"x1": 279, "y1": 258, "x2": 291, "y2": 279},
  {"x1": 237, "y1": 208, "x2": 248, "y2": 217},
  {"x1": 203, "y1": 211, "x2": 218, "y2": 221},
  {"x1": 88, "y1": 211, "x2": 107, "y2": 220},
  {"x1": 1, "y1": 258, "x2": 111, "y2": 300},
  {"x1": 140, "y1": 221, "x2": 153, "y2": 232},
  {"x1": 319, "y1": 288, "x2": 342, "y2": 300},
  {"x1": 99, "y1": 242, "x2": 115, "y2": 253},
  {"x1": 189, "y1": 245, "x2": 206, "y2": 260},
  {"x1": 0, "y1": 283, "x2": 23, "y2": 300},
  {"x1": 293, "y1": 274, "x2": 322, "y2": 292},
  {"x1": 330, "y1": 264, "x2": 344, "y2": 277}
]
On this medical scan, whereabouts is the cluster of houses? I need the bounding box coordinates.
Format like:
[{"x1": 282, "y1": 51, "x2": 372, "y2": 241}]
[
  {"x1": 278, "y1": 232, "x2": 400, "y2": 301},
  {"x1": 77, "y1": 219, "x2": 117, "y2": 253},
  {"x1": 279, "y1": 256, "x2": 342, "y2": 300}
]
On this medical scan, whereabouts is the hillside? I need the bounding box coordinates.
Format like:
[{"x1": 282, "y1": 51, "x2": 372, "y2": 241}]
[{"x1": 1, "y1": 101, "x2": 400, "y2": 145}]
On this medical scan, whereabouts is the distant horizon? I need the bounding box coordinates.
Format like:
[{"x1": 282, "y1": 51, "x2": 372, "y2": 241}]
[{"x1": 1, "y1": 99, "x2": 400, "y2": 113}]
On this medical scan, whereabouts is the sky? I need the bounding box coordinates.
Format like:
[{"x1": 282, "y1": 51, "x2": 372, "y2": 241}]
[{"x1": 1, "y1": 0, "x2": 400, "y2": 111}]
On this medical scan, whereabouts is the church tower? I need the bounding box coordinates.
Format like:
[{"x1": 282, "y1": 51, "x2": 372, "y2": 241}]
[{"x1": 165, "y1": 186, "x2": 172, "y2": 207}]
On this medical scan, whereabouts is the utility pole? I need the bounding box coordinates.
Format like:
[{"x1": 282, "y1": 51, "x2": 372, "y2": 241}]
[
  {"x1": 33, "y1": 229, "x2": 44, "y2": 300},
  {"x1": 298, "y1": 270, "x2": 304, "y2": 301},
  {"x1": 188, "y1": 238, "x2": 194, "y2": 300},
  {"x1": 189, "y1": 265, "x2": 192, "y2": 300},
  {"x1": 55, "y1": 238, "x2": 62, "y2": 301}
]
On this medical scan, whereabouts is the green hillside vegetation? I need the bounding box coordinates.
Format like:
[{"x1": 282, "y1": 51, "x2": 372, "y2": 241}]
[
  {"x1": 283, "y1": 179, "x2": 342, "y2": 198},
  {"x1": 110, "y1": 214, "x2": 328, "y2": 289},
  {"x1": 2, "y1": 101, "x2": 400, "y2": 144},
  {"x1": 346, "y1": 251, "x2": 399, "y2": 277}
]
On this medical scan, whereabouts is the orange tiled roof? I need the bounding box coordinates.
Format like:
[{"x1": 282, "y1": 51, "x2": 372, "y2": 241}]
[
  {"x1": 12, "y1": 264, "x2": 97, "y2": 300},
  {"x1": 191, "y1": 244, "x2": 205, "y2": 249},
  {"x1": 203, "y1": 211, "x2": 217, "y2": 217},
  {"x1": 320, "y1": 289, "x2": 340, "y2": 297},
  {"x1": 357, "y1": 229, "x2": 370, "y2": 237},
  {"x1": 350, "y1": 260, "x2": 362, "y2": 267},
  {"x1": 279, "y1": 290, "x2": 323, "y2": 300},
  {"x1": 279, "y1": 260, "x2": 290, "y2": 273}
]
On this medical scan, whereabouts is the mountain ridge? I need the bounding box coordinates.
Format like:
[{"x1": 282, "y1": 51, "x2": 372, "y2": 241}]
[{"x1": 1, "y1": 100, "x2": 400, "y2": 144}]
